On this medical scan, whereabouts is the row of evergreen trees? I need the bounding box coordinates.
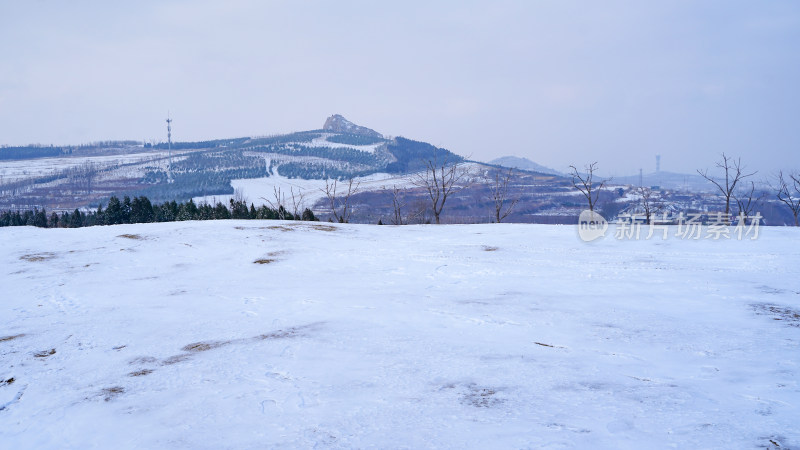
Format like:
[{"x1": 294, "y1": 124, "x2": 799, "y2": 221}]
[{"x1": 0, "y1": 196, "x2": 318, "y2": 229}]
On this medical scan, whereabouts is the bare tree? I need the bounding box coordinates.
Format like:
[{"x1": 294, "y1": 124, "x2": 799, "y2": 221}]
[
  {"x1": 382, "y1": 184, "x2": 406, "y2": 225},
  {"x1": 488, "y1": 167, "x2": 519, "y2": 223},
  {"x1": 322, "y1": 177, "x2": 360, "y2": 223},
  {"x1": 772, "y1": 171, "x2": 800, "y2": 226},
  {"x1": 69, "y1": 161, "x2": 97, "y2": 194},
  {"x1": 413, "y1": 152, "x2": 473, "y2": 224},
  {"x1": 289, "y1": 187, "x2": 307, "y2": 219},
  {"x1": 697, "y1": 153, "x2": 756, "y2": 215},
  {"x1": 733, "y1": 181, "x2": 766, "y2": 220},
  {"x1": 408, "y1": 199, "x2": 431, "y2": 224},
  {"x1": 261, "y1": 186, "x2": 287, "y2": 220},
  {"x1": 636, "y1": 186, "x2": 660, "y2": 224},
  {"x1": 569, "y1": 162, "x2": 608, "y2": 213}
]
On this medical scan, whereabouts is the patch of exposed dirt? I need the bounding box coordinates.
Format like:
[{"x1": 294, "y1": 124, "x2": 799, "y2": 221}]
[
  {"x1": 255, "y1": 322, "x2": 323, "y2": 341},
  {"x1": 161, "y1": 354, "x2": 192, "y2": 365},
  {"x1": 461, "y1": 384, "x2": 506, "y2": 408},
  {"x1": 112, "y1": 345, "x2": 126, "y2": 351},
  {"x1": 439, "y1": 382, "x2": 508, "y2": 409},
  {"x1": 254, "y1": 259, "x2": 276, "y2": 264},
  {"x1": 101, "y1": 386, "x2": 125, "y2": 401},
  {"x1": 153, "y1": 323, "x2": 324, "y2": 369},
  {"x1": 0, "y1": 334, "x2": 25, "y2": 343},
  {"x1": 256, "y1": 329, "x2": 297, "y2": 340},
  {"x1": 752, "y1": 303, "x2": 800, "y2": 327},
  {"x1": 181, "y1": 340, "x2": 230, "y2": 352},
  {"x1": 117, "y1": 234, "x2": 145, "y2": 240},
  {"x1": 1, "y1": 377, "x2": 14, "y2": 386},
  {"x1": 33, "y1": 348, "x2": 56, "y2": 358},
  {"x1": 264, "y1": 225, "x2": 293, "y2": 232},
  {"x1": 128, "y1": 356, "x2": 158, "y2": 365},
  {"x1": 20, "y1": 252, "x2": 56, "y2": 262},
  {"x1": 128, "y1": 369, "x2": 153, "y2": 377},
  {"x1": 482, "y1": 246, "x2": 499, "y2": 252},
  {"x1": 307, "y1": 224, "x2": 338, "y2": 232}
]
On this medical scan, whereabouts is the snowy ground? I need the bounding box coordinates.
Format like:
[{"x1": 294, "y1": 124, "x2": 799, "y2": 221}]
[
  {"x1": 305, "y1": 134, "x2": 387, "y2": 154},
  {"x1": 193, "y1": 172, "x2": 421, "y2": 209},
  {"x1": 1, "y1": 222, "x2": 799, "y2": 448},
  {"x1": 0, "y1": 151, "x2": 175, "y2": 183}
]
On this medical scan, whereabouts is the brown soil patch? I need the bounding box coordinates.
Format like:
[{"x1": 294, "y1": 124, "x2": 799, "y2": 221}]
[
  {"x1": 101, "y1": 386, "x2": 125, "y2": 401},
  {"x1": 117, "y1": 234, "x2": 144, "y2": 240},
  {"x1": 128, "y1": 356, "x2": 158, "y2": 365},
  {"x1": 265, "y1": 225, "x2": 293, "y2": 232},
  {"x1": 181, "y1": 340, "x2": 230, "y2": 352},
  {"x1": 128, "y1": 369, "x2": 153, "y2": 377},
  {"x1": 33, "y1": 348, "x2": 56, "y2": 358},
  {"x1": 752, "y1": 303, "x2": 800, "y2": 327},
  {"x1": 161, "y1": 354, "x2": 192, "y2": 365},
  {"x1": 482, "y1": 246, "x2": 499, "y2": 252},
  {"x1": 307, "y1": 224, "x2": 338, "y2": 232},
  {"x1": 0, "y1": 334, "x2": 25, "y2": 343},
  {"x1": 20, "y1": 253, "x2": 56, "y2": 262},
  {"x1": 254, "y1": 259, "x2": 276, "y2": 264}
]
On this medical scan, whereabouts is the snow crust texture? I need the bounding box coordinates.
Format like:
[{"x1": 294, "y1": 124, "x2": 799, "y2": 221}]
[{"x1": 1, "y1": 222, "x2": 799, "y2": 448}]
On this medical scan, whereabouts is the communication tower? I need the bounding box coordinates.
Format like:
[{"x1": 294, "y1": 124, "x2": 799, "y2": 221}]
[{"x1": 166, "y1": 114, "x2": 173, "y2": 183}]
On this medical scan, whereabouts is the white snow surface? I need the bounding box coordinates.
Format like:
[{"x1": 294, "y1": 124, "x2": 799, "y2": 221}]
[
  {"x1": 0, "y1": 152, "x2": 176, "y2": 183},
  {"x1": 193, "y1": 172, "x2": 421, "y2": 209},
  {"x1": 305, "y1": 134, "x2": 386, "y2": 154},
  {"x1": 1, "y1": 222, "x2": 799, "y2": 448}
]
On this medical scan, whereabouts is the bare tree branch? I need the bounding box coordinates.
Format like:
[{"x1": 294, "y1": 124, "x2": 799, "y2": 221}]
[
  {"x1": 733, "y1": 180, "x2": 766, "y2": 221},
  {"x1": 569, "y1": 162, "x2": 608, "y2": 212},
  {"x1": 697, "y1": 153, "x2": 756, "y2": 215},
  {"x1": 412, "y1": 151, "x2": 473, "y2": 224},
  {"x1": 488, "y1": 167, "x2": 519, "y2": 223},
  {"x1": 289, "y1": 187, "x2": 306, "y2": 219},
  {"x1": 771, "y1": 171, "x2": 800, "y2": 226},
  {"x1": 636, "y1": 185, "x2": 661, "y2": 224},
  {"x1": 261, "y1": 186, "x2": 287, "y2": 220},
  {"x1": 382, "y1": 184, "x2": 406, "y2": 225},
  {"x1": 322, "y1": 177, "x2": 360, "y2": 223}
]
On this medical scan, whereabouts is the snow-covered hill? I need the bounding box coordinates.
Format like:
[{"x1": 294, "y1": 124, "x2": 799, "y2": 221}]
[
  {"x1": 489, "y1": 156, "x2": 564, "y2": 176},
  {"x1": 1, "y1": 222, "x2": 799, "y2": 448}
]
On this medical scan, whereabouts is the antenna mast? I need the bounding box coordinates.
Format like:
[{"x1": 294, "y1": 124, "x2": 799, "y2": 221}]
[{"x1": 166, "y1": 113, "x2": 173, "y2": 183}]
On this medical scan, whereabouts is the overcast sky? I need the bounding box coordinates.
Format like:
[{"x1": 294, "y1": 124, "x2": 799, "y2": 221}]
[{"x1": 1, "y1": 0, "x2": 798, "y2": 175}]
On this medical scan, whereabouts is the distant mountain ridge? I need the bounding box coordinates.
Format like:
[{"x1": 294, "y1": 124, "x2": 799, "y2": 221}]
[{"x1": 489, "y1": 156, "x2": 563, "y2": 176}]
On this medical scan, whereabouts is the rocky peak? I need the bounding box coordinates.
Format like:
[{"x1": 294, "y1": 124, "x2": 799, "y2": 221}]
[{"x1": 323, "y1": 114, "x2": 382, "y2": 138}]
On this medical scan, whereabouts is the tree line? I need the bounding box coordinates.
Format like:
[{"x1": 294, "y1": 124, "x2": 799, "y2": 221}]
[{"x1": 0, "y1": 195, "x2": 318, "y2": 229}]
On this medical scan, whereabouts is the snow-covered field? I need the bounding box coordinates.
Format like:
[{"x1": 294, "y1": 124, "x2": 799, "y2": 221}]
[
  {"x1": 0, "y1": 152, "x2": 174, "y2": 183},
  {"x1": 306, "y1": 134, "x2": 387, "y2": 154},
  {"x1": 194, "y1": 172, "x2": 421, "y2": 209},
  {"x1": 1, "y1": 222, "x2": 799, "y2": 448}
]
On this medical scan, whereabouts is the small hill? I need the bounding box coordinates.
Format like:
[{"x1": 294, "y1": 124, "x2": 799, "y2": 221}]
[{"x1": 489, "y1": 156, "x2": 563, "y2": 176}]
